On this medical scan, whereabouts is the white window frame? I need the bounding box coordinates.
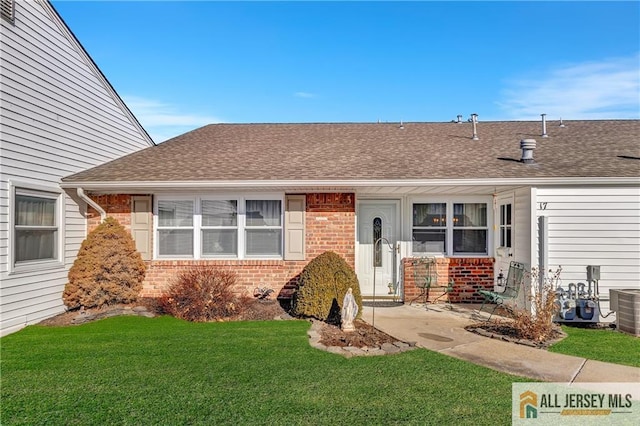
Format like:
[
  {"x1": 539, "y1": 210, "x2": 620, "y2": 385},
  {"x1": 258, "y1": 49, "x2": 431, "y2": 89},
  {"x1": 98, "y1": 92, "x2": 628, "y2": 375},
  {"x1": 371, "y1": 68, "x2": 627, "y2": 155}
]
[
  {"x1": 155, "y1": 196, "x2": 195, "y2": 259},
  {"x1": 154, "y1": 193, "x2": 283, "y2": 260},
  {"x1": 200, "y1": 197, "x2": 238, "y2": 259},
  {"x1": 498, "y1": 202, "x2": 513, "y2": 249},
  {"x1": 9, "y1": 181, "x2": 64, "y2": 274},
  {"x1": 410, "y1": 196, "x2": 492, "y2": 257}
]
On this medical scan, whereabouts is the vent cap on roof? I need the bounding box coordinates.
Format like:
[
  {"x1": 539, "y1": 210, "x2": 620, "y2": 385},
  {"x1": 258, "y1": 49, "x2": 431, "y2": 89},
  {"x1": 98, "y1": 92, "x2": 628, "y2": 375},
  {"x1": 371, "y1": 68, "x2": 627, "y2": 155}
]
[
  {"x1": 471, "y1": 113, "x2": 479, "y2": 140},
  {"x1": 541, "y1": 113, "x2": 548, "y2": 138},
  {"x1": 520, "y1": 139, "x2": 537, "y2": 164}
]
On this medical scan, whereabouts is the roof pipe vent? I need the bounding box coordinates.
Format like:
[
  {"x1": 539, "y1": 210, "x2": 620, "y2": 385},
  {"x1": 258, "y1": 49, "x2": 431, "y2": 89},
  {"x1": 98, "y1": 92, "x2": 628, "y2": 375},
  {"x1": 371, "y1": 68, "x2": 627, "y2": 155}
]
[
  {"x1": 541, "y1": 113, "x2": 548, "y2": 138},
  {"x1": 457, "y1": 114, "x2": 463, "y2": 123},
  {"x1": 520, "y1": 139, "x2": 537, "y2": 164},
  {"x1": 471, "y1": 113, "x2": 479, "y2": 140},
  {"x1": 559, "y1": 118, "x2": 565, "y2": 128}
]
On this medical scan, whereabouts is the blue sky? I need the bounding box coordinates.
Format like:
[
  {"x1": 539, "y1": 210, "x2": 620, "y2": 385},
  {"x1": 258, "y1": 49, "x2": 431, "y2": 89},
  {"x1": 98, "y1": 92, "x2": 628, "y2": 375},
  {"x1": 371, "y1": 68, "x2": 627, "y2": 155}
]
[{"x1": 53, "y1": 1, "x2": 640, "y2": 143}]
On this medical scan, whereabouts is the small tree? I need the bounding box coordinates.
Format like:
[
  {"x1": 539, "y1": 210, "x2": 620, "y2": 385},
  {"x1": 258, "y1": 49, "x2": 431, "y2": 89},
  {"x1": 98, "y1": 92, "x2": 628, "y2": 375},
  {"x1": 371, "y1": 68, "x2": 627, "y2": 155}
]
[{"x1": 63, "y1": 217, "x2": 146, "y2": 309}]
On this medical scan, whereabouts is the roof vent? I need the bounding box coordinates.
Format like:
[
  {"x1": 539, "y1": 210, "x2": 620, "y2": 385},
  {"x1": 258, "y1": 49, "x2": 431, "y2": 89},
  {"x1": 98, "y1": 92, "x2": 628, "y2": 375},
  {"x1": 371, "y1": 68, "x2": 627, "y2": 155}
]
[
  {"x1": 541, "y1": 113, "x2": 548, "y2": 138},
  {"x1": 559, "y1": 118, "x2": 566, "y2": 128},
  {"x1": 471, "y1": 113, "x2": 479, "y2": 140},
  {"x1": 457, "y1": 114, "x2": 463, "y2": 124},
  {"x1": 520, "y1": 139, "x2": 537, "y2": 164}
]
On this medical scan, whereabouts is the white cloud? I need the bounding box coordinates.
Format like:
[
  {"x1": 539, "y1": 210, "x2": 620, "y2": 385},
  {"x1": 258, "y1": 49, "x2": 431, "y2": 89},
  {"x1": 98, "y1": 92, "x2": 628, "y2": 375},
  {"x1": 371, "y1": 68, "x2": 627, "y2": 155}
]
[
  {"x1": 497, "y1": 54, "x2": 640, "y2": 120},
  {"x1": 122, "y1": 95, "x2": 224, "y2": 143},
  {"x1": 294, "y1": 91, "x2": 316, "y2": 98}
]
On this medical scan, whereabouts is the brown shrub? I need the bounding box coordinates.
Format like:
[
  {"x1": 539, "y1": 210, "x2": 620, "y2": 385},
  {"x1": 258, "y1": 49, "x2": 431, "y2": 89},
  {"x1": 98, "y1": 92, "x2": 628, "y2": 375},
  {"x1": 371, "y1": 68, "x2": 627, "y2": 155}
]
[
  {"x1": 63, "y1": 217, "x2": 146, "y2": 309},
  {"x1": 159, "y1": 267, "x2": 246, "y2": 322},
  {"x1": 510, "y1": 267, "x2": 562, "y2": 342}
]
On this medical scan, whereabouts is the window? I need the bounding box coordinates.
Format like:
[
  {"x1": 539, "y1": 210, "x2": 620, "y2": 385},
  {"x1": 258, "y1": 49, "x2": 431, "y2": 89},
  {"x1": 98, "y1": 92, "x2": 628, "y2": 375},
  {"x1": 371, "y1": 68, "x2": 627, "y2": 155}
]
[
  {"x1": 201, "y1": 200, "x2": 237, "y2": 256},
  {"x1": 155, "y1": 196, "x2": 282, "y2": 259},
  {"x1": 499, "y1": 203, "x2": 512, "y2": 248},
  {"x1": 412, "y1": 203, "x2": 446, "y2": 253},
  {"x1": 13, "y1": 188, "x2": 59, "y2": 266},
  {"x1": 412, "y1": 200, "x2": 490, "y2": 256},
  {"x1": 157, "y1": 200, "x2": 194, "y2": 256},
  {"x1": 453, "y1": 203, "x2": 487, "y2": 254},
  {"x1": 245, "y1": 199, "x2": 281, "y2": 256}
]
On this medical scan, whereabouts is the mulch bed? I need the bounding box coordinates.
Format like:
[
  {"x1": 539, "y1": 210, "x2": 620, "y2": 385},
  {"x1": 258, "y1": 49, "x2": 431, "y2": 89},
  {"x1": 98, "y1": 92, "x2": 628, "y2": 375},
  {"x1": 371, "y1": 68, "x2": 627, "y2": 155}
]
[
  {"x1": 36, "y1": 298, "x2": 397, "y2": 349},
  {"x1": 465, "y1": 321, "x2": 567, "y2": 349}
]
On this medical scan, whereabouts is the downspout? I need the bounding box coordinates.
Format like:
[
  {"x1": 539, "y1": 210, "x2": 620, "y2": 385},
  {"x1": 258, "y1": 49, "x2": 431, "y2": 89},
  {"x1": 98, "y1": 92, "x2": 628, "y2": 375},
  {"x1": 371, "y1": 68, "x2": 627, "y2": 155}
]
[{"x1": 77, "y1": 187, "x2": 106, "y2": 223}]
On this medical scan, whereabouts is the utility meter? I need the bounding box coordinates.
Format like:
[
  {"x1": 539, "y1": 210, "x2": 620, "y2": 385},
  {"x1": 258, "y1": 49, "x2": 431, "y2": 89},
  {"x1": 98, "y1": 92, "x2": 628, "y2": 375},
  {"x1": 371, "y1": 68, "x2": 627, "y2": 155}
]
[{"x1": 586, "y1": 265, "x2": 600, "y2": 282}]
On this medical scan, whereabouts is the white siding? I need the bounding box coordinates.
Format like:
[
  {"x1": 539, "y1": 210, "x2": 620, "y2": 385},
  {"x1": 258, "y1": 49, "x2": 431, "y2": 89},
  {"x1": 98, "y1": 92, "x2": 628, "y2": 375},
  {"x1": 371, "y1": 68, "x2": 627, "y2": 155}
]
[
  {"x1": 535, "y1": 186, "x2": 640, "y2": 319},
  {"x1": 0, "y1": 0, "x2": 153, "y2": 336}
]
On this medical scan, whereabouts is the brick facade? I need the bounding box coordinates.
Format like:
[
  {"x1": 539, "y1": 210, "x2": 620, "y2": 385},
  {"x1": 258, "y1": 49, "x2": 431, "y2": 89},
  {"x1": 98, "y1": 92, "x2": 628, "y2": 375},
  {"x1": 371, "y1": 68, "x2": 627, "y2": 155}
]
[
  {"x1": 88, "y1": 193, "x2": 355, "y2": 298},
  {"x1": 402, "y1": 257, "x2": 494, "y2": 303},
  {"x1": 86, "y1": 192, "x2": 492, "y2": 304}
]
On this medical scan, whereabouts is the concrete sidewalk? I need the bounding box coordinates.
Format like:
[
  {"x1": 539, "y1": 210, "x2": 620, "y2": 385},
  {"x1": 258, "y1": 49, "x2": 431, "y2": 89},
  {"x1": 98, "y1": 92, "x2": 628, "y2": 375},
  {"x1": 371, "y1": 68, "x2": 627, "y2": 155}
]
[{"x1": 362, "y1": 303, "x2": 640, "y2": 383}]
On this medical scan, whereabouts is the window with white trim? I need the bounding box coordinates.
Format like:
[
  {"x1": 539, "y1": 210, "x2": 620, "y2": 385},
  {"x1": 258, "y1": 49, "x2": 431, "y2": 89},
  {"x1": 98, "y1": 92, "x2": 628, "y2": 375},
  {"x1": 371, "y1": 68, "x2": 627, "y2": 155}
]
[
  {"x1": 412, "y1": 200, "x2": 489, "y2": 256},
  {"x1": 13, "y1": 188, "x2": 59, "y2": 265},
  {"x1": 155, "y1": 196, "x2": 282, "y2": 259},
  {"x1": 157, "y1": 200, "x2": 194, "y2": 257},
  {"x1": 201, "y1": 200, "x2": 237, "y2": 257},
  {"x1": 499, "y1": 203, "x2": 512, "y2": 248}
]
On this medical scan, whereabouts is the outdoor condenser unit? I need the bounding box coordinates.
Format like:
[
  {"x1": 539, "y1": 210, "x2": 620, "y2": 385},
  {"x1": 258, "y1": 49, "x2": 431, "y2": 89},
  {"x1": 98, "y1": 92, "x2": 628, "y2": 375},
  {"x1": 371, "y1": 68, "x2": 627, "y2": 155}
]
[{"x1": 609, "y1": 289, "x2": 640, "y2": 336}]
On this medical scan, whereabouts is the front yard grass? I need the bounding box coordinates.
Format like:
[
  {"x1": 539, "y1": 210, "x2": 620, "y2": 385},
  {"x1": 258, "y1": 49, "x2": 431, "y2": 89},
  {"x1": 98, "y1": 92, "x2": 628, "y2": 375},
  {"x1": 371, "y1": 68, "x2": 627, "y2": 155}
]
[
  {"x1": 1, "y1": 316, "x2": 526, "y2": 425},
  {"x1": 548, "y1": 325, "x2": 640, "y2": 368}
]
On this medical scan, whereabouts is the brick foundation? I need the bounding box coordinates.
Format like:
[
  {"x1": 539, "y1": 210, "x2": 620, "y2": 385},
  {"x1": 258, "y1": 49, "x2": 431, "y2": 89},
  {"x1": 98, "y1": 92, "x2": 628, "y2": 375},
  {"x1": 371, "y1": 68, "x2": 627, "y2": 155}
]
[{"x1": 402, "y1": 257, "x2": 494, "y2": 303}]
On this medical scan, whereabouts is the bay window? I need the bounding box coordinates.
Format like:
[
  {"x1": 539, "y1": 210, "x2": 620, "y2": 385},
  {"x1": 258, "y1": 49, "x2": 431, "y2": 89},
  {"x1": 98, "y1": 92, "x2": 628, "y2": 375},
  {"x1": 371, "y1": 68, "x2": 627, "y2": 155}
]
[
  {"x1": 412, "y1": 200, "x2": 490, "y2": 256},
  {"x1": 155, "y1": 196, "x2": 282, "y2": 259}
]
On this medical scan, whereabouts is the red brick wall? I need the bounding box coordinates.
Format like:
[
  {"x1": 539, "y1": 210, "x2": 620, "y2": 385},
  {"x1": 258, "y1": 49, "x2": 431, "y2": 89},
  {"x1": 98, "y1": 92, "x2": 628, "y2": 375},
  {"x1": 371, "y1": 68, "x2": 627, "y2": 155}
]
[
  {"x1": 402, "y1": 257, "x2": 494, "y2": 303},
  {"x1": 87, "y1": 192, "x2": 356, "y2": 298}
]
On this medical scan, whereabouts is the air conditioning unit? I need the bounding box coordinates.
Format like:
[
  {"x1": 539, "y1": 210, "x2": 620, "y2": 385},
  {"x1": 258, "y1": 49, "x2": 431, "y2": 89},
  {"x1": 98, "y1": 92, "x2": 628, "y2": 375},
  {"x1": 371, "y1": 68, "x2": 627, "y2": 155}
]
[{"x1": 609, "y1": 289, "x2": 640, "y2": 336}]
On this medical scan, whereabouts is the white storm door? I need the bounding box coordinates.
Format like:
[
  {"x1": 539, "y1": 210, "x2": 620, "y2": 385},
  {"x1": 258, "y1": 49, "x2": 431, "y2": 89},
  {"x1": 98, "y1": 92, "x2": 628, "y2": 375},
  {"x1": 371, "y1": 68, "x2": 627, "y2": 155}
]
[{"x1": 356, "y1": 201, "x2": 400, "y2": 297}]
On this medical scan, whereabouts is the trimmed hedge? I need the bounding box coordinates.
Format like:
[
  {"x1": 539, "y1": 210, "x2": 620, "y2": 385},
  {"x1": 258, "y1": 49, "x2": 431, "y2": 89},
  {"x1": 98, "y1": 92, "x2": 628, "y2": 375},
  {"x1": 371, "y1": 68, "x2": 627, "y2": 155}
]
[{"x1": 292, "y1": 251, "x2": 362, "y2": 322}]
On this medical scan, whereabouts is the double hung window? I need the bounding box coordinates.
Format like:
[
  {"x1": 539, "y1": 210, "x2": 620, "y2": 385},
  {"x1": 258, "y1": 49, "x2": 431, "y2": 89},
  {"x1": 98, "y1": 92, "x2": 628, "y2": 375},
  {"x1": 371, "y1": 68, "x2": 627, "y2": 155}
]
[
  {"x1": 412, "y1": 200, "x2": 490, "y2": 256},
  {"x1": 13, "y1": 187, "x2": 60, "y2": 267}
]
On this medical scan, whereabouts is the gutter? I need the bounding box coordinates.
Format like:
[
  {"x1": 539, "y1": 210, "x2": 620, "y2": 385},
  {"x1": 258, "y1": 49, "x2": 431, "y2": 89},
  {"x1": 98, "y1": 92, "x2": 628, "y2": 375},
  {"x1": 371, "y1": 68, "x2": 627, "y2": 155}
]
[
  {"x1": 59, "y1": 177, "x2": 640, "y2": 191},
  {"x1": 77, "y1": 188, "x2": 106, "y2": 223}
]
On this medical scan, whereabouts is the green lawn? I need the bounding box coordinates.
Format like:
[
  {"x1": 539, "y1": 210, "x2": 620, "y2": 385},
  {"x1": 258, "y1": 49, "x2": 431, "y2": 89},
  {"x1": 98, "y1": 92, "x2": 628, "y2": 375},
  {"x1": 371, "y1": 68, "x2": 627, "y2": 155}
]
[
  {"x1": 1, "y1": 316, "x2": 526, "y2": 425},
  {"x1": 548, "y1": 325, "x2": 640, "y2": 368}
]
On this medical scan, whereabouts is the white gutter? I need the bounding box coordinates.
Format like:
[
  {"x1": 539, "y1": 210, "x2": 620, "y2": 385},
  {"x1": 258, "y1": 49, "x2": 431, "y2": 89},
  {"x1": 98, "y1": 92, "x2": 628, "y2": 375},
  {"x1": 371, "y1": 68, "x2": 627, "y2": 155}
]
[
  {"x1": 60, "y1": 177, "x2": 640, "y2": 191},
  {"x1": 77, "y1": 188, "x2": 106, "y2": 223}
]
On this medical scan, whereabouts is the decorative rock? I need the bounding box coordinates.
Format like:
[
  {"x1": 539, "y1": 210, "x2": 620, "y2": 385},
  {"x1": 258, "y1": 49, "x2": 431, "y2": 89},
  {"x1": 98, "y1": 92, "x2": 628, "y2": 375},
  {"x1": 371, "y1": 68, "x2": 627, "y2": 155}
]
[
  {"x1": 381, "y1": 343, "x2": 401, "y2": 354},
  {"x1": 132, "y1": 306, "x2": 148, "y2": 313}
]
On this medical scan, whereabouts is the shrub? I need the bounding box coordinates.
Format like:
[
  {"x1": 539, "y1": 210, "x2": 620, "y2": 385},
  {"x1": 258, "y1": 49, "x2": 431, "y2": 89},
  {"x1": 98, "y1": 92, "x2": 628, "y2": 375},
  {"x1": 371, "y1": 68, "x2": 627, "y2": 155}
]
[
  {"x1": 159, "y1": 267, "x2": 246, "y2": 322},
  {"x1": 63, "y1": 217, "x2": 146, "y2": 309},
  {"x1": 292, "y1": 251, "x2": 362, "y2": 322},
  {"x1": 510, "y1": 267, "x2": 562, "y2": 342}
]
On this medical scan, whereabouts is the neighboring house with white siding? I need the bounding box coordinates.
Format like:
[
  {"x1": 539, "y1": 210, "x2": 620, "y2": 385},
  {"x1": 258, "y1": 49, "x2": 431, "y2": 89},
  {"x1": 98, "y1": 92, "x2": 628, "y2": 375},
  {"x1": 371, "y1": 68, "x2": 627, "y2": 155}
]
[
  {"x1": 0, "y1": 0, "x2": 154, "y2": 336},
  {"x1": 60, "y1": 118, "x2": 639, "y2": 323}
]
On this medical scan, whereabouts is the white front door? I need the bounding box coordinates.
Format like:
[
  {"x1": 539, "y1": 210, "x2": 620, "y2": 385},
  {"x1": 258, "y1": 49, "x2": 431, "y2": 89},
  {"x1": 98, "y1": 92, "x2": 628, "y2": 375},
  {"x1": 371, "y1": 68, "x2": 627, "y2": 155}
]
[{"x1": 356, "y1": 200, "x2": 400, "y2": 298}]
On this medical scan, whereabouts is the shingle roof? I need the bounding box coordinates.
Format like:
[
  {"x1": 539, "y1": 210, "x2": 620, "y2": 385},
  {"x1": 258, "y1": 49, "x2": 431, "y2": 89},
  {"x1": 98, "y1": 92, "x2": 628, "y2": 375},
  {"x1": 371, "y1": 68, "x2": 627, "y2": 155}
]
[{"x1": 62, "y1": 120, "x2": 640, "y2": 183}]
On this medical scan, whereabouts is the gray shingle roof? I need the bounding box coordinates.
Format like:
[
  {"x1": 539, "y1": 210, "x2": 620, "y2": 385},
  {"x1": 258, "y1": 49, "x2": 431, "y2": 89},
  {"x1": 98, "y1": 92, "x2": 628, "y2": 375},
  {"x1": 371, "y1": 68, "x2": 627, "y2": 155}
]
[{"x1": 62, "y1": 120, "x2": 640, "y2": 183}]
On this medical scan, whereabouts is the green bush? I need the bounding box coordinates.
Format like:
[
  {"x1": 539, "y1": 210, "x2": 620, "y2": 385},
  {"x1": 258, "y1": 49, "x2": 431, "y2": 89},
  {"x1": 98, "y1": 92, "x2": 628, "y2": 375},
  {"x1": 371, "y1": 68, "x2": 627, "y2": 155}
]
[
  {"x1": 63, "y1": 217, "x2": 146, "y2": 309},
  {"x1": 159, "y1": 266, "x2": 246, "y2": 322},
  {"x1": 292, "y1": 251, "x2": 362, "y2": 322}
]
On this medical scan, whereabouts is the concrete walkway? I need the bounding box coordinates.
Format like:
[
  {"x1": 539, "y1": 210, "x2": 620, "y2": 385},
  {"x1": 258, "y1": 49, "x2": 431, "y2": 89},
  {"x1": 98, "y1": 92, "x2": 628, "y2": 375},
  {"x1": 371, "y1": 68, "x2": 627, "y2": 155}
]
[{"x1": 362, "y1": 303, "x2": 640, "y2": 383}]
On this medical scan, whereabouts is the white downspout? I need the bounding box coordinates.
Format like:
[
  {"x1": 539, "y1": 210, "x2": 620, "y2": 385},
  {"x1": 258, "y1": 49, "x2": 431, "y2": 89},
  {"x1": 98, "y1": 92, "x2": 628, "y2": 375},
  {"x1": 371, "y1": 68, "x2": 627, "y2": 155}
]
[{"x1": 77, "y1": 187, "x2": 106, "y2": 223}]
